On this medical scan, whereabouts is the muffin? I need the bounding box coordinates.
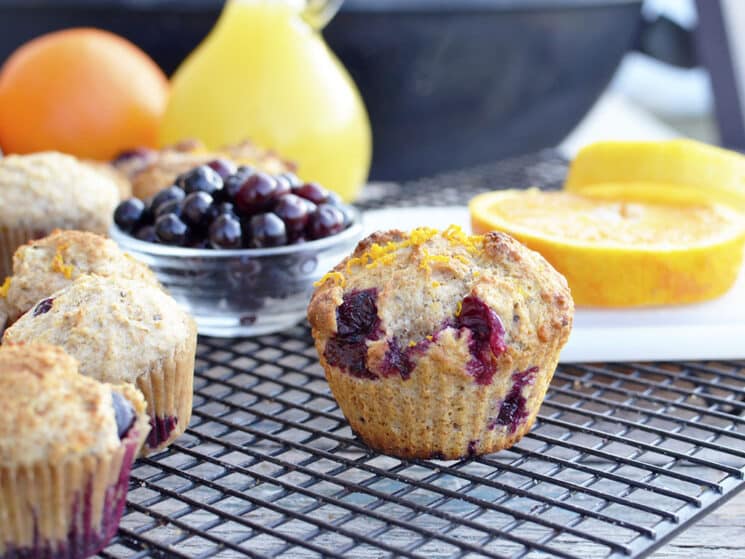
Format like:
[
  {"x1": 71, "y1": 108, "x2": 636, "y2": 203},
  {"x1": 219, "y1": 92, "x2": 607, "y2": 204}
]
[
  {"x1": 84, "y1": 159, "x2": 134, "y2": 200},
  {"x1": 112, "y1": 139, "x2": 294, "y2": 200},
  {"x1": 0, "y1": 152, "x2": 120, "y2": 279},
  {"x1": 3, "y1": 275, "x2": 197, "y2": 454},
  {"x1": 0, "y1": 229, "x2": 159, "y2": 324},
  {"x1": 308, "y1": 227, "x2": 574, "y2": 459},
  {"x1": 0, "y1": 343, "x2": 149, "y2": 559}
]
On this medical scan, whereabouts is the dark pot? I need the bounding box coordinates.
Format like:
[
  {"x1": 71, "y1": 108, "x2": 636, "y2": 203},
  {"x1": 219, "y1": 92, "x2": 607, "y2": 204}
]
[
  {"x1": 0, "y1": 0, "x2": 689, "y2": 181},
  {"x1": 325, "y1": 0, "x2": 646, "y2": 180}
]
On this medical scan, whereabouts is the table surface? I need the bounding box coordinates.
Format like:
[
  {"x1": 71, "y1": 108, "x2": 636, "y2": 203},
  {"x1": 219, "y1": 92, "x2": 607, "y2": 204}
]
[{"x1": 650, "y1": 494, "x2": 744, "y2": 558}]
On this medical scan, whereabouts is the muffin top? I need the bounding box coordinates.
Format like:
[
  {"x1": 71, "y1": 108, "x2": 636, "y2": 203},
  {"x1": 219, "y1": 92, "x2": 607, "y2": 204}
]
[
  {"x1": 0, "y1": 343, "x2": 146, "y2": 466},
  {"x1": 1, "y1": 229, "x2": 159, "y2": 321},
  {"x1": 84, "y1": 159, "x2": 133, "y2": 200},
  {"x1": 0, "y1": 152, "x2": 119, "y2": 231},
  {"x1": 3, "y1": 275, "x2": 196, "y2": 384},
  {"x1": 308, "y1": 227, "x2": 573, "y2": 383}
]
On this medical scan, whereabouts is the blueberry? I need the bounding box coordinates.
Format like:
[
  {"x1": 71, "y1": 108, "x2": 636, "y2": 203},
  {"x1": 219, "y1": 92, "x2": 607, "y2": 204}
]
[
  {"x1": 220, "y1": 166, "x2": 254, "y2": 201},
  {"x1": 339, "y1": 207, "x2": 355, "y2": 227},
  {"x1": 274, "y1": 193, "x2": 310, "y2": 234},
  {"x1": 185, "y1": 236, "x2": 210, "y2": 249},
  {"x1": 155, "y1": 214, "x2": 188, "y2": 245},
  {"x1": 150, "y1": 185, "x2": 185, "y2": 215},
  {"x1": 307, "y1": 204, "x2": 345, "y2": 239},
  {"x1": 336, "y1": 289, "x2": 380, "y2": 341},
  {"x1": 279, "y1": 172, "x2": 302, "y2": 187},
  {"x1": 111, "y1": 147, "x2": 155, "y2": 168},
  {"x1": 216, "y1": 202, "x2": 238, "y2": 217},
  {"x1": 206, "y1": 158, "x2": 237, "y2": 180},
  {"x1": 292, "y1": 182, "x2": 328, "y2": 205},
  {"x1": 274, "y1": 174, "x2": 292, "y2": 198},
  {"x1": 325, "y1": 191, "x2": 343, "y2": 207},
  {"x1": 325, "y1": 193, "x2": 354, "y2": 227},
  {"x1": 114, "y1": 198, "x2": 146, "y2": 232},
  {"x1": 33, "y1": 298, "x2": 54, "y2": 317},
  {"x1": 456, "y1": 296, "x2": 507, "y2": 386},
  {"x1": 181, "y1": 191, "x2": 214, "y2": 229},
  {"x1": 323, "y1": 288, "x2": 381, "y2": 379},
  {"x1": 139, "y1": 206, "x2": 155, "y2": 226},
  {"x1": 111, "y1": 391, "x2": 136, "y2": 439},
  {"x1": 303, "y1": 199, "x2": 318, "y2": 215},
  {"x1": 177, "y1": 165, "x2": 223, "y2": 195},
  {"x1": 209, "y1": 214, "x2": 243, "y2": 249},
  {"x1": 234, "y1": 172, "x2": 280, "y2": 215},
  {"x1": 207, "y1": 201, "x2": 237, "y2": 223},
  {"x1": 235, "y1": 165, "x2": 255, "y2": 176},
  {"x1": 154, "y1": 198, "x2": 183, "y2": 219},
  {"x1": 248, "y1": 213, "x2": 287, "y2": 248},
  {"x1": 134, "y1": 225, "x2": 157, "y2": 243}
]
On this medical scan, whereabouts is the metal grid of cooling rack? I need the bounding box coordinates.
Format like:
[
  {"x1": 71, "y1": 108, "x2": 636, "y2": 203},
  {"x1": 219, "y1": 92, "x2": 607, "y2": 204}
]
[{"x1": 101, "y1": 151, "x2": 745, "y2": 559}]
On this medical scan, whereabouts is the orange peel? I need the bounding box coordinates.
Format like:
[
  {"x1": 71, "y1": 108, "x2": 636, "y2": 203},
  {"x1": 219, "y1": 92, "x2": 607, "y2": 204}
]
[{"x1": 565, "y1": 139, "x2": 745, "y2": 211}]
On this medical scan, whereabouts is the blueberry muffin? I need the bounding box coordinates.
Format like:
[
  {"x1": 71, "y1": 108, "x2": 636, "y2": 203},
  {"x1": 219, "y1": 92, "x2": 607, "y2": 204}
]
[
  {"x1": 0, "y1": 152, "x2": 120, "y2": 279},
  {"x1": 0, "y1": 343, "x2": 149, "y2": 559},
  {"x1": 0, "y1": 229, "x2": 159, "y2": 325},
  {"x1": 113, "y1": 139, "x2": 294, "y2": 200},
  {"x1": 308, "y1": 227, "x2": 574, "y2": 459},
  {"x1": 3, "y1": 275, "x2": 197, "y2": 453}
]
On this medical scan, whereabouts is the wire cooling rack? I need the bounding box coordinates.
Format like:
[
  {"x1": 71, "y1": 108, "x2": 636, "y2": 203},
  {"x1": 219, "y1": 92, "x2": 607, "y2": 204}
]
[{"x1": 101, "y1": 151, "x2": 745, "y2": 559}]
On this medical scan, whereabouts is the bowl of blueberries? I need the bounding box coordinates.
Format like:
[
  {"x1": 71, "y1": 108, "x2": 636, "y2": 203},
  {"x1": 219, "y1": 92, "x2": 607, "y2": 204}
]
[{"x1": 110, "y1": 160, "x2": 363, "y2": 337}]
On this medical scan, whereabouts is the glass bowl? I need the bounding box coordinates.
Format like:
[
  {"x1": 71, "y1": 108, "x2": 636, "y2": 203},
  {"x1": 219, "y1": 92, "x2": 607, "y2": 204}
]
[{"x1": 109, "y1": 210, "x2": 363, "y2": 337}]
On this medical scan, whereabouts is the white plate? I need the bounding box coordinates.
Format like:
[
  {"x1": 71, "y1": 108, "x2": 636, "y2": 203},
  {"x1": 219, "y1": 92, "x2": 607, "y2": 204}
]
[{"x1": 362, "y1": 206, "x2": 745, "y2": 363}]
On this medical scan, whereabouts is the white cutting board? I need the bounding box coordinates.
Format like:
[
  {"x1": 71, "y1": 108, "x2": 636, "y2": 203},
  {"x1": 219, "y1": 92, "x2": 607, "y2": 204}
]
[{"x1": 362, "y1": 206, "x2": 745, "y2": 364}]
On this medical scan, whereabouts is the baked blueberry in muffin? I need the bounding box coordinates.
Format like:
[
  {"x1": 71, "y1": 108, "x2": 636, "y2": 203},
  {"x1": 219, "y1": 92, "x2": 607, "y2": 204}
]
[
  {"x1": 0, "y1": 343, "x2": 149, "y2": 559},
  {"x1": 3, "y1": 275, "x2": 197, "y2": 454},
  {"x1": 308, "y1": 227, "x2": 574, "y2": 459}
]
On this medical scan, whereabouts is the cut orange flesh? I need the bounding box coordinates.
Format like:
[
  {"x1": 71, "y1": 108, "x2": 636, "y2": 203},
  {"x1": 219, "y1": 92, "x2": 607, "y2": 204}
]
[{"x1": 469, "y1": 186, "x2": 745, "y2": 307}]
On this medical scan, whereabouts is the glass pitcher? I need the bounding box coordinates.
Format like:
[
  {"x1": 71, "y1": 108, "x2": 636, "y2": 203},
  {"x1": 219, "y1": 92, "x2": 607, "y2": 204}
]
[{"x1": 160, "y1": 0, "x2": 371, "y2": 201}]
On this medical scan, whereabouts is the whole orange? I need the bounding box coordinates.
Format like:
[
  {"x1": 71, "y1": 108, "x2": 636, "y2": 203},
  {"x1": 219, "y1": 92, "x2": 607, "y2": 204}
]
[{"x1": 0, "y1": 28, "x2": 169, "y2": 160}]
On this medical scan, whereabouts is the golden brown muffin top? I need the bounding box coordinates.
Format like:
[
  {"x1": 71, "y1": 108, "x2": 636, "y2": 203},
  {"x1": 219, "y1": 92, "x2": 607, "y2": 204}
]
[
  {"x1": 0, "y1": 152, "x2": 119, "y2": 231},
  {"x1": 309, "y1": 227, "x2": 573, "y2": 378},
  {"x1": 3, "y1": 275, "x2": 196, "y2": 384},
  {"x1": 0, "y1": 342, "x2": 146, "y2": 466},
  {"x1": 1, "y1": 229, "x2": 160, "y2": 322}
]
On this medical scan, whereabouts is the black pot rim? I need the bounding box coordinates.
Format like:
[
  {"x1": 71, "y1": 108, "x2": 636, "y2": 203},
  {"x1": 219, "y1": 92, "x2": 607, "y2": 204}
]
[
  {"x1": 341, "y1": 0, "x2": 642, "y2": 12},
  {"x1": 0, "y1": 0, "x2": 643, "y2": 12}
]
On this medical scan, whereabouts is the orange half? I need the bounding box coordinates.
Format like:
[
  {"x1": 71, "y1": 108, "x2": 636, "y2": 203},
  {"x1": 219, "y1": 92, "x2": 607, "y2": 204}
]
[{"x1": 469, "y1": 185, "x2": 745, "y2": 307}]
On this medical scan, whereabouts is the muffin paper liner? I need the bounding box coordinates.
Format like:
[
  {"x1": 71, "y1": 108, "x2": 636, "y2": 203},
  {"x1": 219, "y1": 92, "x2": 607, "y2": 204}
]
[
  {"x1": 0, "y1": 414, "x2": 149, "y2": 559},
  {"x1": 322, "y1": 340, "x2": 563, "y2": 460},
  {"x1": 0, "y1": 226, "x2": 49, "y2": 281},
  {"x1": 135, "y1": 321, "x2": 197, "y2": 454}
]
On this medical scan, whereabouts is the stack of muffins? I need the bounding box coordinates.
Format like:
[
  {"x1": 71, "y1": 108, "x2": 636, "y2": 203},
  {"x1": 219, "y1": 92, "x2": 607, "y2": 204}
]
[
  {"x1": 1, "y1": 229, "x2": 197, "y2": 453},
  {"x1": 0, "y1": 229, "x2": 196, "y2": 557}
]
